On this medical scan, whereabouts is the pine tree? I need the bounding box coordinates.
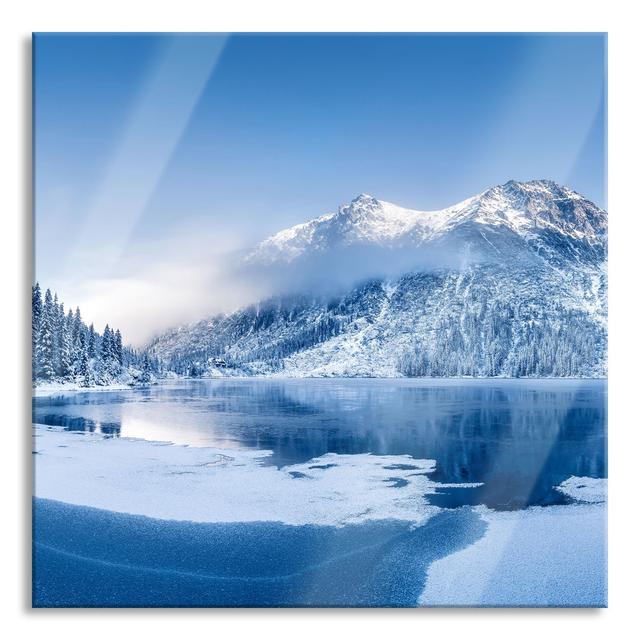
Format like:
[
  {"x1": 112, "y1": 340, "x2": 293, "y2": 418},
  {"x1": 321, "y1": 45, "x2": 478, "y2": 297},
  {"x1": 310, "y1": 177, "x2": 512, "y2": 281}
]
[
  {"x1": 36, "y1": 289, "x2": 55, "y2": 380},
  {"x1": 51, "y1": 294, "x2": 61, "y2": 375},
  {"x1": 72, "y1": 307, "x2": 83, "y2": 343},
  {"x1": 77, "y1": 333, "x2": 94, "y2": 386},
  {"x1": 88, "y1": 323, "x2": 97, "y2": 359},
  {"x1": 57, "y1": 300, "x2": 69, "y2": 377},
  {"x1": 58, "y1": 317, "x2": 73, "y2": 379},
  {"x1": 81, "y1": 350, "x2": 93, "y2": 387},
  {"x1": 140, "y1": 353, "x2": 152, "y2": 384},
  {"x1": 32, "y1": 283, "x2": 42, "y2": 382},
  {"x1": 114, "y1": 329, "x2": 123, "y2": 366},
  {"x1": 101, "y1": 325, "x2": 115, "y2": 374}
]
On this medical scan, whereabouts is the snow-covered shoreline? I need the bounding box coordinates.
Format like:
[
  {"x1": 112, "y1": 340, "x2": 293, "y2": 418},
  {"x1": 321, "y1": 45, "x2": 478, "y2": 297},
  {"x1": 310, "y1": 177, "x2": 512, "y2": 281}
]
[
  {"x1": 34, "y1": 374, "x2": 607, "y2": 392},
  {"x1": 33, "y1": 381, "x2": 134, "y2": 397},
  {"x1": 33, "y1": 425, "x2": 481, "y2": 526}
]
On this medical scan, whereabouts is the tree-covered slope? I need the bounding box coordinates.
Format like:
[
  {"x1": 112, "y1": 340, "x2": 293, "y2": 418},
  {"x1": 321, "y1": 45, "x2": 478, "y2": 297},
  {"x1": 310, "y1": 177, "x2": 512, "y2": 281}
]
[{"x1": 147, "y1": 180, "x2": 607, "y2": 378}]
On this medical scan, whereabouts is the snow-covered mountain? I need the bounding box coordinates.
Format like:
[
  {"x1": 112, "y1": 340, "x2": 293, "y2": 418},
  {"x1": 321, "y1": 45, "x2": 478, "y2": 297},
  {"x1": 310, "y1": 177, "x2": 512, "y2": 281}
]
[
  {"x1": 148, "y1": 180, "x2": 607, "y2": 378},
  {"x1": 247, "y1": 180, "x2": 606, "y2": 268}
]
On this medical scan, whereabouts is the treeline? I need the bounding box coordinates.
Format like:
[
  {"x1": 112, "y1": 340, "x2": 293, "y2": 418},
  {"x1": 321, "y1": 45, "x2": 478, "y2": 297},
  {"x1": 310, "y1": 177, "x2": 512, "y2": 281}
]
[{"x1": 32, "y1": 283, "x2": 160, "y2": 386}]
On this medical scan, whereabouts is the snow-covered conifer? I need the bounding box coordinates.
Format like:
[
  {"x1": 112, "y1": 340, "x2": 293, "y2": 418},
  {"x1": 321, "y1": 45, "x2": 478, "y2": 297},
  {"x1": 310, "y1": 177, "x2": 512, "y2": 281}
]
[
  {"x1": 32, "y1": 283, "x2": 42, "y2": 381},
  {"x1": 114, "y1": 329, "x2": 123, "y2": 366},
  {"x1": 36, "y1": 289, "x2": 56, "y2": 380}
]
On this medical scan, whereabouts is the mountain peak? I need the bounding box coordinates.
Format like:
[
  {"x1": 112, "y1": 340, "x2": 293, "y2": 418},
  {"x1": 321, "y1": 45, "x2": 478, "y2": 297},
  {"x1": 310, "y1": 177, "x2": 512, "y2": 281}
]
[
  {"x1": 340, "y1": 193, "x2": 381, "y2": 215},
  {"x1": 504, "y1": 178, "x2": 560, "y2": 189},
  {"x1": 246, "y1": 180, "x2": 607, "y2": 267},
  {"x1": 496, "y1": 179, "x2": 575, "y2": 200},
  {"x1": 351, "y1": 193, "x2": 377, "y2": 203}
]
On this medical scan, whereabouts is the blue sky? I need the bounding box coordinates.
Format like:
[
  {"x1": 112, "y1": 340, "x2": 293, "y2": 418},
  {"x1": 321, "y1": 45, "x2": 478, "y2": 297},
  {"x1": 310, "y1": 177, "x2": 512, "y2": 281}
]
[{"x1": 34, "y1": 33, "x2": 606, "y2": 343}]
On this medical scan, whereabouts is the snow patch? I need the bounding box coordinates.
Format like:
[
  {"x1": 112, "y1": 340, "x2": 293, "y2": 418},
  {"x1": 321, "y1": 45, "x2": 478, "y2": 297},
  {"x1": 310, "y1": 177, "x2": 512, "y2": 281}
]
[
  {"x1": 555, "y1": 476, "x2": 607, "y2": 504},
  {"x1": 33, "y1": 426, "x2": 479, "y2": 527},
  {"x1": 420, "y1": 503, "x2": 607, "y2": 607}
]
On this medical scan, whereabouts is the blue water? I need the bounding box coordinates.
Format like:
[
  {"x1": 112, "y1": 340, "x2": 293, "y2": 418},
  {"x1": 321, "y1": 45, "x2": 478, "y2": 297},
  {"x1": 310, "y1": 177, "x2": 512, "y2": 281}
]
[
  {"x1": 32, "y1": 379, "x2": 606, "y2": 607},
  {"x1": 33, "y1": 378, "x2": 606, "y2": 510}
]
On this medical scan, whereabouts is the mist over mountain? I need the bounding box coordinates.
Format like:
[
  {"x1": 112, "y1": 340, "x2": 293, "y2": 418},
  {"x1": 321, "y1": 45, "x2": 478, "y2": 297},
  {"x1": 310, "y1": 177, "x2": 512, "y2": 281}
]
[
  {"x1": 241, "y1": 180, "x2": 605, "y2": 293},
  {"x1": 148, "y1": 180, "x2": 607, "y2": 378}
]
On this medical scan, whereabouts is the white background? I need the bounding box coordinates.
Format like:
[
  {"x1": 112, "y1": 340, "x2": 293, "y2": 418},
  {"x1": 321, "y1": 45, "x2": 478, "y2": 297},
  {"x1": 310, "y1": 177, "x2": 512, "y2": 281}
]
[{"x1": 1, "y1": 1, "x2": 638, "y2": 637}]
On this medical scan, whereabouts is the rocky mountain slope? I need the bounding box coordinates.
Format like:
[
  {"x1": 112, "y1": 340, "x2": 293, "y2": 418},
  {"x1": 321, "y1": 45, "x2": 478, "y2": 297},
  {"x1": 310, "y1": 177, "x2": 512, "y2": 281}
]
[{"x1": 147, "y1": 180, "x2": 607, "y2": 377}]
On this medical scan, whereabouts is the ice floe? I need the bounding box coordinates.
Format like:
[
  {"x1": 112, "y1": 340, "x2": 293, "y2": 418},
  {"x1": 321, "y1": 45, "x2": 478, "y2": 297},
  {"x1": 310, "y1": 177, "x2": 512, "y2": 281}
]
[{"x1": 554, "y1": 475, "x2": 607, "y2": 503}]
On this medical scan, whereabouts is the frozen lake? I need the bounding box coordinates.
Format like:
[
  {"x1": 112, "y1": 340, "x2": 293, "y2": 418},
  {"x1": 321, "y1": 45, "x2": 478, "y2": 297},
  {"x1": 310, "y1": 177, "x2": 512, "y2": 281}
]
[
  {"x1": 33, "y1": 378, "x2": 606, "y2": 510},
  {"x1": 32, "y1": 378, "x2": 607, "y2": 606}
]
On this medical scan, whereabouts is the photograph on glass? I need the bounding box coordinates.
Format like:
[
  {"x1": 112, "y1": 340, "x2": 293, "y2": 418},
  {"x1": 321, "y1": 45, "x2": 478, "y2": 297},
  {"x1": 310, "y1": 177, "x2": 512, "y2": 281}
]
[{"x1": 32, "y1": 33, "x2": 607, "y2": 608}]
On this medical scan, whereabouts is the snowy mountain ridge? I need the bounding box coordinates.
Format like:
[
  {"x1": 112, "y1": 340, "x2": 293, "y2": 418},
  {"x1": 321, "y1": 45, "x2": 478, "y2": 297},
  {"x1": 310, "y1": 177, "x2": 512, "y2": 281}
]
[
  {"x1": 149, "y1": 180, "x2": 607, "y2": 378},
  {"x1": 247, "y1": 180, "x2": 606, "y2": 266}
]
